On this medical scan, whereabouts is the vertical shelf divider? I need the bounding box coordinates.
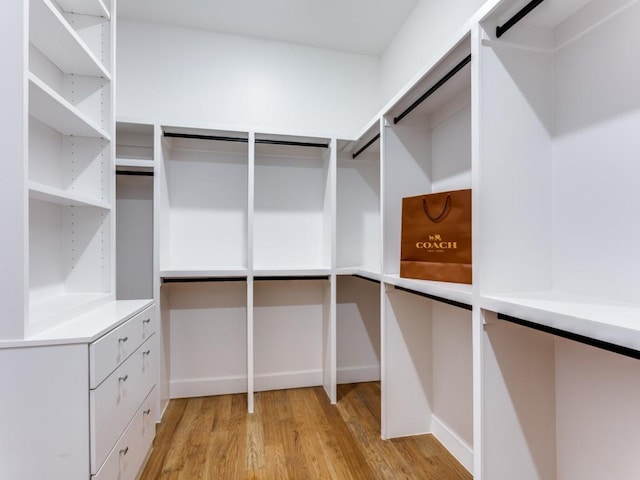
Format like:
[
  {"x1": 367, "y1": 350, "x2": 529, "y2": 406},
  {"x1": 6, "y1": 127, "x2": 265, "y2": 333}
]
[
  {"x1": 247, "y1": 131, "x2": 255, "y2": 413},
  {"x1": 470, "y1": 21, "x2": 484, "y2": 479},
  {"x1": 324, "y1": 138, "x2": 337, "y2": 403}
]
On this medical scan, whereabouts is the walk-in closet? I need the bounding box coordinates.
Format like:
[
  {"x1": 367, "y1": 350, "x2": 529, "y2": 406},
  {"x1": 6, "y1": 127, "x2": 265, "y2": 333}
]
[{"x1": 2, "y1": 0, "x2": 639, "y2": 478}]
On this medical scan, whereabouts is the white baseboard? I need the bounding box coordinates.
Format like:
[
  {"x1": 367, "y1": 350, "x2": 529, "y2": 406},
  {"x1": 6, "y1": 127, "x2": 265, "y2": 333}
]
[
  {"x1": 336, "y1": 365, "x2": 380, "y2": 384},
  {"x1": 170, "y1": 369, "x2": 326, "y2": 398},
  {"x1": 170, "y1": 374, "x2": 247, "y2": 398},
  {"x1": 254, "y1": 369, "x2": 323, "y2": 392},
  {"x1": 431, "y1": 415, "x2": 474, "y2": 474}
]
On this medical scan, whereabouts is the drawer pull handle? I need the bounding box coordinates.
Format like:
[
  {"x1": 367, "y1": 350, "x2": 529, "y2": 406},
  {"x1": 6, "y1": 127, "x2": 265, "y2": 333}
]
[
  {"x1": 120, "y1": 446, "x2": 129, "y2": 456},
  {"x1": 143, "y1": 350, "x2": 151, "y2": 356},
  {"x1": 119, "y1": 337, "x2": 128, "y2": 343},
  {"x1": 143, "y1": 318, "x2": 151, "y2": 324},
  {"x1": 119, "y1": 374, "x2": 129, "y2": 382},
  {"x1": 143, "y1": 409, "x2": 151, "y2": 415}
]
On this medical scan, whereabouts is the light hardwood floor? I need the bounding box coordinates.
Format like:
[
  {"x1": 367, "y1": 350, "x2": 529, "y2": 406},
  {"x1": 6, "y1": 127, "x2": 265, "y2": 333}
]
[{"x1": 140, "y1": 382, "x2": 472, "y2": 479}]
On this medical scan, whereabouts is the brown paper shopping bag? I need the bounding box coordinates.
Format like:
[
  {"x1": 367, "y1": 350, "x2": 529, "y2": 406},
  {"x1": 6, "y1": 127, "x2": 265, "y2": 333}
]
[{"x1": 400, "y1": 189, "x2": 472, "y2": 284}]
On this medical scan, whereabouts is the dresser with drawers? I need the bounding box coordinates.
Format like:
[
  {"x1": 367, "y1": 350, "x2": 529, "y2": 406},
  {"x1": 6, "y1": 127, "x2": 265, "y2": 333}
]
[{"x1": 0, "y1": 300, "x2": 157, "y2": 480}]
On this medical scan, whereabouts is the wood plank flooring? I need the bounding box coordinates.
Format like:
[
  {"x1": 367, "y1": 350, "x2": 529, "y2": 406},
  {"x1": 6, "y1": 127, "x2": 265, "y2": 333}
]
[{"x1": 140, "y1": 382, "x2": 472, "y2": 479}]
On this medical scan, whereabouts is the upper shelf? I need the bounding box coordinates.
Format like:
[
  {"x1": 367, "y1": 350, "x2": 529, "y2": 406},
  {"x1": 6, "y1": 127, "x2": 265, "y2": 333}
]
[
  {"x1": 480, "y1": 291, "x2": 640, "y2": 352},
  {"x1": 56, "y1": 0, "x2": 110, "y2": 19},
  {"x1": 29, "y1": 182, "x2": 111, "y2": 210},
  {"x1": 30, "y1": 0, "x2": 110, "y2": 78},
  {"x1": 384, "y1": 274, "x2": 473, "y2": 308},
  {"x1": 161, "y1": 267, "x2": 249, "y2": 281},
  {"x1": 116, "y1": 158, "x2": 154, "y2": 170},
  {"x1": 29, "y1": 73, "x2": 110, "y2": 139}
]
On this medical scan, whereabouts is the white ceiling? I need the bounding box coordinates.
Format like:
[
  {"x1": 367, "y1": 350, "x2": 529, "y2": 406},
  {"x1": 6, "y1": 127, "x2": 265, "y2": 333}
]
[{"x1": 117, "y1": 0, "x2": 420, "y2": 56}]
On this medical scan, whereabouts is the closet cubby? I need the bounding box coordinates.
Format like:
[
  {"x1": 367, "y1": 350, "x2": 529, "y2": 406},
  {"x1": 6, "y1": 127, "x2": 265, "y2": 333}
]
[
  {"x1": 483, "y1": 314, "x2": 640, "y2": 479},
  {"x1": 165, "y1": 281, "x2": 248, "y2": 398},
  {"x1": 337, "y1": 124, "x2": 381, "y2": 277},
  {"x1": 29, "y1": 200, "x2": 111, "y2": 330},
  {"x1": 478, "y1": 0, "x2": 640, "y2": 349},
  {"x1": 159, "y1": 127, "x2": 249, "y2": 277},
  {"x1": 30, "y1": 0, "x2": 110, "y2": 79},
  {"x1": 336, "y1": 275, "x2": 381, "y2": 385},
  {"x1": 115, "y1": 121, "x2": 155, "y2": 300},
  {"x1": 253, "y1": 134, "x2": 332, "y2": 273},
  {"x1": 116, "y1": 174, "x2": 153, "y2": 300},
  {"x1": 116, "y1": 173, "x2": 153, "y2": 299},
  {"x1": 384, "y1": 288, "x2": 473, "y2": 471},
  {"x1": 28, "y1": 114, "x2": 109, "y2": 208},
  {"x1": 253, "y1": 279, "x2": 331, "y2": 393},
  {"x1": 116, "y1": 122, "x2": 154, "y2": 169},
  {"x1": 382, "y1": 35, "x2": 473, "y2": 303}
]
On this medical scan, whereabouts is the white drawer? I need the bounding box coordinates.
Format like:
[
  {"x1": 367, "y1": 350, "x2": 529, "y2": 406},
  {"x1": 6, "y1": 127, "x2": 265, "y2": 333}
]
[
  {"x1": 90, "y1": 306, "x2": 155, "y2": 388},
  {"x1": 92, "y1": 387, "x2": 157, "y2": 480},
  {"x1": 90, "y1": 335, "x2": 156, "y2": 473}
]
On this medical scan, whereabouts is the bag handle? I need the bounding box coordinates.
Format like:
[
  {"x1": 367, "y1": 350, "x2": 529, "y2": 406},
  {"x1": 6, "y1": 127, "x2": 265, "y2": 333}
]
[{"x1": 423, "y1": 194, "x2": 451, "y2": 223}]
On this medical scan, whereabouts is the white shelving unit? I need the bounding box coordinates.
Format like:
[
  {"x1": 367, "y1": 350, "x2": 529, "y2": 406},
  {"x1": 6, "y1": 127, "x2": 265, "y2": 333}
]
[
  {"x1": 156, "y1": 127, "x2": 336, "y2": 408},
  {"x1": 379, "y1": 33, "x2": 474, "y2": 472},
  {"x1": 18, "y1": 0, "x2": 115, "y2": 338},
  {"x1": 477, "y1": 0, "x2": 640, "y2": 478},
  {"x1": 0, "y1": 3, "x2": 159, "y2": 480}
]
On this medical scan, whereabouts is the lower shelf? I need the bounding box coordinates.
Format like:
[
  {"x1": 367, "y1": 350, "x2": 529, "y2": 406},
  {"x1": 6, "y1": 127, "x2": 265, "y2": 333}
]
[
  {"x1": 29, "y1": 292, "x2": 113, "y2": 337},
  {"x1": 480, "y1": 291, "x2": 640, "y2": 352}
]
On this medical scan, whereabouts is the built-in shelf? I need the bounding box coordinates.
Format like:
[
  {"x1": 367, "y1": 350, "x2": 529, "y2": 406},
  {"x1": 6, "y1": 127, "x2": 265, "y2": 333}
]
[
  {"x1": 253, "y1": 267, "x2": 332, "y2": 278},
  {"x1": 480, "y1": 292, "x2": 640, "y2": 352},
  {"x1": 383, "y1": 274, "x2": 473, "y2": 307},
  {"x1": 28, "y1": 74, "x2": 110, "y2": 139},
  {"x1": 115, "y1": 158, "x2": 154, "y2": 170},
  {"x1": 0, "y1": 300, "x2": 151, "y2": 348},
  {"x1": 30, "y1": 0, "x2": 110, "y2": 78},
  {"x1": 56, "y1": 0, "x2": 110, "y2": 19},
  {"x1": 160, "y1": 267, "x2": 248, "y2": 280},
  {"x1": 29, "y1": 181, "x2": 110, "y2": 209},
  {"x1": 29, "y1": 292, "x2": 113, "y2": 335},
  {"x1": 336, "y1": 267, "x2": 382, "y2": 283}
]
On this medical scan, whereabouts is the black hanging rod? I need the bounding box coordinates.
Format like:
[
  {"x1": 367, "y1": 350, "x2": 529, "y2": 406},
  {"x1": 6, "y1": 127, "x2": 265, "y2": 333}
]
[
  {"x1": 255, "y1": 139, "x2": 329, "y2": 149},
  {"x1": 162, "y1": 276, "x2": 247, "y2": 284},
  {"x1": 164, "y1": 132, "x2": 249, "y2": 143},
  {"x1": 394, "y1": 286, "x2": 472, "y2": 311},
  {"x1": 497, "y1": 313, "x2": 640, "y2": 361},
  {"x1": 255, "y1": 275, "x2": 330, "y2": 281},
  {"x1": 353, "y1": 274, "x2": 381, "y2": 285},
  {"x1": 116, "y1": 170, "x2": 154, "y2": 177},
  {"x1": 352, "y1": 133, "x2": 380, "y2": 159},
  {"x1": 394, "y1": 54, "x2": 472, "y2": 125},
  {"x1": 496, "y1": 0, "x2": 545, "y2": 38}
]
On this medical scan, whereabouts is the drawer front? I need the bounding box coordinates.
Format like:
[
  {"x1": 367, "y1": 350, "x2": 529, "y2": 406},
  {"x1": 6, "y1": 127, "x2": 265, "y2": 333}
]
[
  {"x1": 92, "y1": 387, "x2": 157, "y2": 480},
  {"x1": 90, "y1": 335, "x2": 156, "y2": 473},
  {"x1": 90, "y1": 306, "x2": 155, "y2": 388}
]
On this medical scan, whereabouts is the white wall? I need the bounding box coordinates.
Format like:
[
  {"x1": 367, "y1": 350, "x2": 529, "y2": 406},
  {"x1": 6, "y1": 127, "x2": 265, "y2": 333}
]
[
  {"x1": 116, "y1": 20, "x2": 380, "y2": 138},
  {"x1": 380, "y1": 0, "x2": 487, "y2": 102}
]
